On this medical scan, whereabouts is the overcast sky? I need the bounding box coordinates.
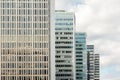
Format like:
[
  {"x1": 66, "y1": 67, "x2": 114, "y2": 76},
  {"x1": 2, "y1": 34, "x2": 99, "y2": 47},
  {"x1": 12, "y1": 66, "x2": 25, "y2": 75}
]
[{"x1": 55, "y1": 0, "x2": 120, "y2": 80}]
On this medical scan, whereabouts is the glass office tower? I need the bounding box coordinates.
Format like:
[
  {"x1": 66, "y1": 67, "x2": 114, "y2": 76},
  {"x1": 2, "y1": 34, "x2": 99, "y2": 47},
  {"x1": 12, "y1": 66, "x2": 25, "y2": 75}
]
[
  {"x1": 87, "y1": 45, "x2": 100, "y2": 80},
  {"x1": 87, "y1": 45, "x2": 95, "y2": 80},
  {"x1": 94, "y1": 54, "x2": 100, "y2": 80},
  {"x1": 75, "y1": 33, "x2": 87, "y2": 80},
  {"x1": 55, "y1": 10, "x2": 75, "y2": 80},
  {"x1": 0, "y1": 0, "x2": 55, "y2": 80}
]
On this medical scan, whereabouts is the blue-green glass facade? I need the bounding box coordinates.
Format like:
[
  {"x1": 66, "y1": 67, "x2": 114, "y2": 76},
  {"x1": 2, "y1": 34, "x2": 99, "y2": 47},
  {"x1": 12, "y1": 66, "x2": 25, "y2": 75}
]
[
  {"x1": 55, "y1": 10, "x2": 75, "y2": 80},
  {"x1": 75, "y1": 33, "x2": 87, "y2": 80}
]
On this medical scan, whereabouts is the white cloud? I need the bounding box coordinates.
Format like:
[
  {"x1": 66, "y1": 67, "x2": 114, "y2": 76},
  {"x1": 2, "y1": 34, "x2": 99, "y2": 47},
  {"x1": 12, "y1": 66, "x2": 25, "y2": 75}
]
[
  {"x1": 55, "y1": 0, "x2": 120, "y2": 80},
  {"x1": 55, "y1": 0, "x2": 85, "y2": 10}
]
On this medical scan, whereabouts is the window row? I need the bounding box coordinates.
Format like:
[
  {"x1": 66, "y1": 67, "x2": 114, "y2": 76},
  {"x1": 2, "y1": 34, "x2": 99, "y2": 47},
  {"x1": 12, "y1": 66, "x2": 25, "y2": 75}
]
[
  {"x1": 1, "y1": 0, "x2": 48, "y2": 2},
  {"x1": 55, "y1": 32, "x2": 73, "y2": 35},
  {"x1": 56, "y1": 74, "x2": 72, "y2": 77},
  {"x1": 0, "y1": 16, "x2": 48, "y2": 21},
  {"x1": 55, "y1": 41, "x2": 72, "y2": 44},
  {"x1": 56, "y1": 50, "x2": 72, "y2": 53},
  {"x1": 56, "y1": 65, "x2": 72, "y2": 67},
  {"x1": 55, "y1": 46, "x2": 73, "y2": 49},
  {"x1": 1, "y1": 56, "x2": 32, "y2": 61},
  {"x1": 58, "y1": 69, "x2": 72, "y2": 72},
  {"x1": 55, "y1": 60, "x2": 65, "y2": 63},
  {"x1": 56, "y1": 18, "x2": 73, "y2": 21},
  {"x1": 0, "y1": 23, "x2": 48, "y2": 28},
  {"x1": 1, "y1": 49, "x2": 48, "y2": 55},
  {"x1": 1, "y1": 63, "x2": 48, "y2": 68},
  {"x1": 0, "y1": 9, "x2": 48, "y2": 15},
  {"x1": 76, "y1": 40, "x2": 86, "y2": 43},
  {"x1": 0, "y1": 3, "x2": 48, "y2": 8},
  {"x1": 55, "y1": 28, "x2": 73, "y2": 30},
  {"x1": 56, "y1": 23, "x2": 73, "y2": 26},
  {"x1": 0, "y1": 29, "x2": 49, "y2": 35},
  {"x1": 1, "y1": 42, "x2": 48, "y2": 48},
  {"x1": 1, "y1": 69, "x2": 48, "y2": 75},
  {"x1": 56, "y1": 37, "x2": 73, "y2": 40},
  {"x1": 0, "y1": 23, "x2": 16, "y2": 28},
  {"x1": 1, "y1": 76, "x2": 48, "y2": 80}
]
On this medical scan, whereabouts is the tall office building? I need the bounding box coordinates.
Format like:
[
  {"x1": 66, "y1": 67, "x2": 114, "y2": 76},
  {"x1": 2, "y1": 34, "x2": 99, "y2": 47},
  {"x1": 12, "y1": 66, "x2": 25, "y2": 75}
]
[
  {"x1": 75, "y1": 33, "x2": 87, "y2": 80},
  {"x1": 94, "y1": 54, "x2": 100, "y2": 80},
  {"x1": 55, "y1": 10, "x2": 75, "y2": 80},
  {"x1": 87, "y1": 45, "x2": 100, "y2": 80},
  {"x1": 0, "y1": 0, "x2": 55, "y2": 80},
  {"x1": 87, "y1": 45, "x2": 95, "y2": 80}
]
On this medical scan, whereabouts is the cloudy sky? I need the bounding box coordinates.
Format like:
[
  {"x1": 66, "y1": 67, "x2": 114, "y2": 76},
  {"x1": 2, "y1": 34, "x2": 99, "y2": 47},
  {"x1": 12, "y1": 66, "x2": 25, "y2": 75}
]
[{"x1": 55, "y1": 0, "x2": 120, "y2": 80}]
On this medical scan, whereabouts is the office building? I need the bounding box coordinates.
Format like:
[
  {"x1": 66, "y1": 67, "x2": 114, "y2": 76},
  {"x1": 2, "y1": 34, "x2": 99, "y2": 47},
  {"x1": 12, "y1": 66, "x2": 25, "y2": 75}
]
[
  {"x1": 87, "y1": 45, "x2": 95, "y2": 80},
  {"x1": 75, "y1": 32, "x2": 87, "y2": 80},
  {"x1": 55, "y1": 10, "x2": 75, "y2": 80},
  {"x1": 87, "y1": 45, "x2": 100, "y2": 80},
  {"x1": 0, "y1": 0, "x2": 55, "y2": 80},
  {"x1": 94, "y1": 54, "x2": 100, "y2": 80}
]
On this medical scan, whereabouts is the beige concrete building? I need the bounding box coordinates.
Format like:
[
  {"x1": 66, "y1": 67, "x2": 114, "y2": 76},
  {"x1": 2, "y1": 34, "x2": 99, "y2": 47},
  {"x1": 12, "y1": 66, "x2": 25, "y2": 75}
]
[{"x1": 0, "y1": 0, "x2": 55, "y2": 80}]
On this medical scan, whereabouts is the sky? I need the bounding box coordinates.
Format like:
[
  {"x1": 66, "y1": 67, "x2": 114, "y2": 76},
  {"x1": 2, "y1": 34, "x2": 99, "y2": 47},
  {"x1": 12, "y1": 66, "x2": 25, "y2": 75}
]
[{"x1": 55, "y1": 0, "x2": 120, "y2": 80}]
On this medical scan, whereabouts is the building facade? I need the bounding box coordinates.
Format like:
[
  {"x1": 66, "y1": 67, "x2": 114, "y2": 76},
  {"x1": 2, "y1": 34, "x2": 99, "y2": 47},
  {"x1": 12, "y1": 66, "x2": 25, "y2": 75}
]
[
  {"x1": 55, "y1": 10, "x2": 75, "y2": 80},
  {"x1": 75, "y1": 33, "x2": 87, "y2": 80},
  {"x1": 87, "y1": 45, "x2": 100, "y2": 80},
  {"x1": 0, "y1": 0, "x2": 55, "y2": 80},
  {"x1": 87, "y1": 45, "x2": 95, "y2": 80},
  {"x1": 94, "y1": 54, "x2": 100, "y2": 80}
]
